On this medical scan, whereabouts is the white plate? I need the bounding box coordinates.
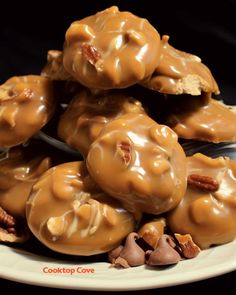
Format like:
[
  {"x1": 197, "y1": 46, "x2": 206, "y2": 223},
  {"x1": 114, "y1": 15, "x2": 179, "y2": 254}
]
[{"x1": 0, "y1": 239, "x2": 236, "y2": 291}]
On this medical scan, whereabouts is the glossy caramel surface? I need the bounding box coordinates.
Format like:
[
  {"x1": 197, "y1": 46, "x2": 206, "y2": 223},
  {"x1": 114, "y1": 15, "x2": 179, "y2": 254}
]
[
  {"x1": 168, "y1": 153, "x2": 236, "y2": 249},
  {"x1": 26, "y1": 161, "x2": 135, "y2": 255},
  {"x1": 63, "y1": 6, "x2": 161, "y2": 89},
  {"x1": 0, "y1": 75, "x2": 55, "y2": 148},
  {"x1": 87, "y1": 113, "x2": 187, "y2": 217},
  {"x1": 0, "y1": 146, "x2": 51, "y2": 218},
  {"x1": 166, "y1": 95, "x2": 236, "y2": 143},
  {"x1": 142, "y1": 36, "x2": 219, "y2": 95},
  {"x1": 58, "y1": 89, "x2": 145, "y2": 156}
]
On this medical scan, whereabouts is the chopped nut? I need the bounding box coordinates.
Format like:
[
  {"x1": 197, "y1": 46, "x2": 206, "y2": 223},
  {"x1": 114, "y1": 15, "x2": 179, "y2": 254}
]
[
  {"x1": 117, "y1": 141, "x2": 132, "y2": 166},
  {"x1": 66, "y1": 24, "x2": 95, "y2": 44},
  {"x1": 125, "y1": 30, "x2": 146, "y2": 46},
  {"x1": 113, "y1": 256, "x2": 130, "y2": 268},
  {"x1": 0, "y1": 207, "x2": 30, "y2": 244},
  {"x1": 108, "y1": 245, "x2": 123, "y2": 264},
  {"x1": 0, "y1": 206, "x2": 16, "y2": 228},
  {"x1": 138, "y1": 218, "x2": 166, "y2": 249},
  {"x1": 188, "y1": 174, "x2": 219, "y2": 191},
  {"x1": 0, "y1": 227, "x2": 30, "y2": 243},
  {"x1": 47, "y1": 216, "x2": 66, "y2": 237},
  {"x1": 16, "y1": 88, "x2": 33, "y2": 102},
  {"x1": 174, "y1": 233, "x2": 201, "y2": 259},
  {"x1": 81, "y1": 44, "x2": 101, "y2": 66}
]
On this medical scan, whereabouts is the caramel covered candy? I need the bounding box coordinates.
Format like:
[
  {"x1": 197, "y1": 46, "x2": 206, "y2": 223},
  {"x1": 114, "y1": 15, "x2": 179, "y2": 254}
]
[
  {"x1": 87, "y1": 113, "x2": 187, "y2": 217},
  {"x1": 26, "y1": 162, "x2": 135, "y2": 256},
  {"x1": 0, "y1": 145, "x2": 51, "y2": 219},
  {"x1": 142, "y1": 35, "x2": 219, "y2": 95},
  {"x1": 168, "y1": 153, "x2": 236, "y2": 249},
  {"x1": 41, "y1": 50, "x2": 74, "y2": 81},
  {"x1": 58, "y1": 89, "x2": 145, "y2": 156},
  {"x1": 63, "y1": 6, "x2": 161, "y2": 89},
  {"x1": 166, "y1": 94, "x2": 236, "y2": 143},
  {"x1": 0, "y1": 75, "x2": 55, "y2": 148}
]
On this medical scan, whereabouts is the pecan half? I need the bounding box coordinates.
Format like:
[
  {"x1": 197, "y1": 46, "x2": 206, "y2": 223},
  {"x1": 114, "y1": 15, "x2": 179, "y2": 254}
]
[
  {"x1": 0, "y1": 206, "x2": 16, "y2": 228},
  {"x1": 174, "y1": 233, "x2": 201, "y2": 259},
  {"x1": 187, "y1": 174, "x2": 219, "y2": 191},
  {"x1": 117, "y1": 141, "x2": 132, "y2": 166},
  {"x1": 81, "y1": 44, "x2": 101, "y2": 66}
]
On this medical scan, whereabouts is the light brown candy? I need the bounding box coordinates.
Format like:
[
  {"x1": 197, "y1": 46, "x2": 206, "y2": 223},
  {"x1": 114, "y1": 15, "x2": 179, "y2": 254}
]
[
  {"x1": 0, "y1": 75, "x2": 55, "y2": 148},
  {"x1": 41, "y1": 50, "x2": 74, "y2": 81},
  {"x1": 142, "y1": 35, "x2": 219, "y2": 95},
  {"x1": 87, "y1": 113, "x2": 187, "y2": 217},
  {"x1": 63, "y1": 6, "x2": 161, "y2": 89},
  {"x1": 0, "y1": 145, "x2": 51, "y2": 219},
  {"x1": 26, "y1": 161, "x2": 135, "y2": 256},
  {"x1": 168, "y1": 153, "x2": 236, "y2": 249},
  {"x1": 57, "y1": 89, "x2": 145, "y2": 157},
  {"x1": 166, "y1": 94, "x2": 236, "y2": 143}
]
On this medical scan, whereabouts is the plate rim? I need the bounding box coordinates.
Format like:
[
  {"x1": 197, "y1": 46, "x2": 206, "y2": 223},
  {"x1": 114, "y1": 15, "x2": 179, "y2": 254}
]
[{"x1": 0, "y1": 240, "x2": 236, "y2": 291}]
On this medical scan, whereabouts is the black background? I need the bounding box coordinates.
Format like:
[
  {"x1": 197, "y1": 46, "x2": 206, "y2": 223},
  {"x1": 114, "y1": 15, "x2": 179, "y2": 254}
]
[
  {"x1": 0, "y1": 0, "x2": 235, "y2": 291},
  {"x1": 0, "y1": 270, "x2": 235, "y2": 293}
]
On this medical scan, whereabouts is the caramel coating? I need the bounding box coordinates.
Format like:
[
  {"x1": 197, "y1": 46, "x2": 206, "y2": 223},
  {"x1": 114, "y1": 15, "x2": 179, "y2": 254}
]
[
  {"x1": 0, "y1": 75, "x2": 55, "y2": 148},
  {"x1": 63, "y1": 6, "x2": 161, "y2": 89},
  {"x1": 166, "y1": 95, "x2": 236, "y2": 143},
  {"x1": 0, "y1": 146, "x2": 51, "y2": 219},
  {"x1": 87, "y1": 113, "x2": 187, "y2": 217},
  {"x1": 26, "y1": 162, "x2": 135, "y2": 256},
  {"x1": 41, "y1": 50, "x2": 74, "y2": 81},
  {"x1": 168, "y1": 153, "x2": 236, "y2": 249},
  {"x1": 58, "y1": 89, "x2": 145, "y2": 156},
  {"x1": 142, "y1": 35, "x2": 219, "y2": 95}
]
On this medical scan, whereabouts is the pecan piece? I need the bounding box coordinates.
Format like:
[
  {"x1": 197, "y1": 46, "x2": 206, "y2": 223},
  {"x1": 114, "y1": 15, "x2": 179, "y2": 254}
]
[
  {"x1": 16, "y1": 88, "x2": 33, "y2": 102},
  {"x1": 117, "y1": 141, "x2": 132, "y2": 166},
  {"x1": 138, "y1": 218, "x2": 166, "y2": 249},
  {"x1": 0, "y1": 226, "x2": 30, "y2": 243},
  {"x1": 0, "y1": 206, "x2": 16, "y2": 228},
  {"x1": 187, "y1": 174, "x2": 219, "y2": 191},
  {"x1": 81, "y1": 44, "x2": 101, "y2": 66},
  {"x1": 174, "y1": 233, "x2": 201, "y2": 259}
]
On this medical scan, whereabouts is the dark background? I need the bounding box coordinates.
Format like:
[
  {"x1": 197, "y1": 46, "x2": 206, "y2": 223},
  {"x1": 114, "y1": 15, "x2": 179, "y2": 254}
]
[
  {"x1": 0, "y1": 0, "x2": 236, "y2": 103},
  {"x1": 0, "y1": 0, "x2": 235, "y2": 291},
  {"x1": 0, "y1": 270, "x2": 235, "y2": 293}
]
